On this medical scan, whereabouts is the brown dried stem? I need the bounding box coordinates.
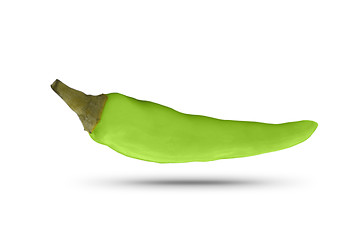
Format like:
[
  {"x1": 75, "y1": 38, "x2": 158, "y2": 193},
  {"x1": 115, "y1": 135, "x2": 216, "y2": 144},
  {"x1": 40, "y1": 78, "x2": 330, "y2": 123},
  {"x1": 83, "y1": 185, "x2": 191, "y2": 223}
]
[{"x1": 51, "y1": 79, "x2": 107, "y2": 133}]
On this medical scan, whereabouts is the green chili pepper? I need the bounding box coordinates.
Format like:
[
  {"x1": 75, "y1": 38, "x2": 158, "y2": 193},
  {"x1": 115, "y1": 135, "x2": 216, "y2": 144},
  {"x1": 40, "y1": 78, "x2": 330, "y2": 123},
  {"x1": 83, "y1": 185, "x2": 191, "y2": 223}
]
[{"x1": 51, "y1": 80, "x2": 317, "y2": 163}]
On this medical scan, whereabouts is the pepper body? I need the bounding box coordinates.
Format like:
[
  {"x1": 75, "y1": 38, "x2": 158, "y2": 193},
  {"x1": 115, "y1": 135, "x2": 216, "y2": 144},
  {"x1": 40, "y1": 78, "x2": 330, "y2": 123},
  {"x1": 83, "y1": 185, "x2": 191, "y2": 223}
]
[{"x1": 89, "y1": 93, "x2": 317, "y2": 163}]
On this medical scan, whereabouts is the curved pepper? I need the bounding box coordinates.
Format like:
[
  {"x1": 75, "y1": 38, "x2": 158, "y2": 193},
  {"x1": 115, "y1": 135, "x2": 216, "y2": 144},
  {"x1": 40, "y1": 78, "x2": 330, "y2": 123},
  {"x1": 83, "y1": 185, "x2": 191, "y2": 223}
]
[{"x1": 51, "y1": 80, "x2": 317, "y2": 163}]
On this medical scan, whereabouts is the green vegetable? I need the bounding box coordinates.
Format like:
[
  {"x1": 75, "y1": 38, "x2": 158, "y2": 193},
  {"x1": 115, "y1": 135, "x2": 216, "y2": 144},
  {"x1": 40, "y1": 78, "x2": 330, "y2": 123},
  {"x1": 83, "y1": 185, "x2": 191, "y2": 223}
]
[{"x1": 51, "y1": 80, "x2": 317, "y2": 163}]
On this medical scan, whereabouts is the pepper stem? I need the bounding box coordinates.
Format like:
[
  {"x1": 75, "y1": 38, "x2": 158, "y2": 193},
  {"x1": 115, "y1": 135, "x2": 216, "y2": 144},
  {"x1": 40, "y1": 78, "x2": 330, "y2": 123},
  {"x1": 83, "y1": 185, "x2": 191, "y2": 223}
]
[{"x1": 51, "y1": 79, "x2": 107, "y2": 133}]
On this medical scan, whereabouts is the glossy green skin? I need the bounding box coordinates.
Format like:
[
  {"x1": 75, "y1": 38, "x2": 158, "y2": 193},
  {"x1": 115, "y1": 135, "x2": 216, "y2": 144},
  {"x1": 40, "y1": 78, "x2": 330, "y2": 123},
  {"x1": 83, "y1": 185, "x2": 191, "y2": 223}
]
[{"x1": 90, "y1": 93, "x2": 317, "y2": 163}]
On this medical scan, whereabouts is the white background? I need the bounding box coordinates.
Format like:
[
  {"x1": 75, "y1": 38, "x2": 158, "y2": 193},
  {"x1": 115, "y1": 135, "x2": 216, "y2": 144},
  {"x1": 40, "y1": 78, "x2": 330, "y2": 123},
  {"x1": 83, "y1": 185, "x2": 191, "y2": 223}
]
[{"x1": 1, "y1": 0, "x2": 361, "y2": 239}]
